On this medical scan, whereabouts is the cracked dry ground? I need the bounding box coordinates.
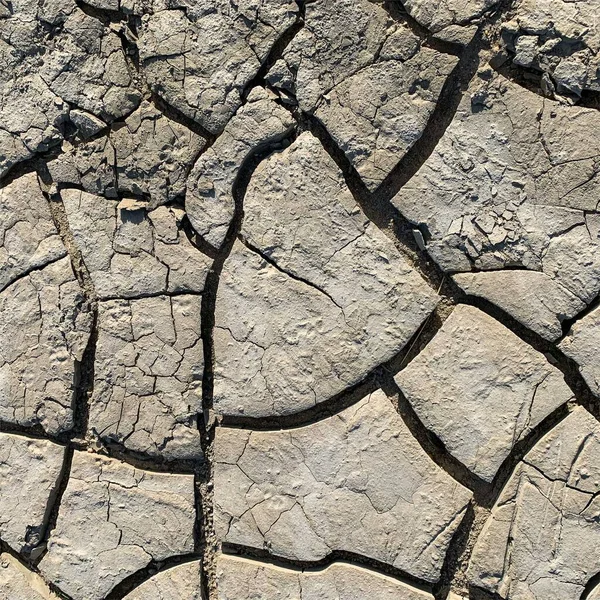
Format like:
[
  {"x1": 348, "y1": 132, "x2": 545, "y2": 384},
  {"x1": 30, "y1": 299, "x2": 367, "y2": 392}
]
[{"x1": 3, "y1": 0, "x2": 600, "y2": 599}]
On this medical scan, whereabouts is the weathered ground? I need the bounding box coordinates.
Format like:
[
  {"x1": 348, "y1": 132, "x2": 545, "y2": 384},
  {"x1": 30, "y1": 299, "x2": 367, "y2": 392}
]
[{"x1": 1, "y1": 0, "x2": 600, "y2": 598}]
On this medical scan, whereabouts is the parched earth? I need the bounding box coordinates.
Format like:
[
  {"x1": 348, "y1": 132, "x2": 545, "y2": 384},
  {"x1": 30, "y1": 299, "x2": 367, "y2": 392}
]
[{"x1": 1, "y1": 0, "x2": 600, "y2": 598}]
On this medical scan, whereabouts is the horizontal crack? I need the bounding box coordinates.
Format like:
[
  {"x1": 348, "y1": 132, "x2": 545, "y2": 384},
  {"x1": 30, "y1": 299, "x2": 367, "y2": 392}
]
[
  {"x1": 104, "y1": 553, "x2": 203, "y2": 599},
  {"x1": 220, "y1": 543, "x2": 434, "y2": 594}
]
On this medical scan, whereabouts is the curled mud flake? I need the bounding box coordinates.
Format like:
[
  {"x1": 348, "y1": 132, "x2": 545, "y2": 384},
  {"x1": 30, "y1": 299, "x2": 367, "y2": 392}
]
[{"x1": 497, "y1": 0, "x2": 600, "y2": 100}]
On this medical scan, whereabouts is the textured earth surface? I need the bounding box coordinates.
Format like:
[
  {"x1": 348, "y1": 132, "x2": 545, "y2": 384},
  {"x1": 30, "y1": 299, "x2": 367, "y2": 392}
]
[{"x1": 1, "y1": 0, "x2": 600, "y2": 598}]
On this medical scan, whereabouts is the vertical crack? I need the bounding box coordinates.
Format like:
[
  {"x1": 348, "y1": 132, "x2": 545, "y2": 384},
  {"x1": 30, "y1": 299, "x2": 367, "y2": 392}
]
[
  {"x1": 195, "y1": 115, "x2": 299, "y2": 599},
  {"x1": 31, "y1": 446, "x2": 74, "y2": 567},
  {"x1": 37, "y1": 165, "x2": 99, "y2": 441}
]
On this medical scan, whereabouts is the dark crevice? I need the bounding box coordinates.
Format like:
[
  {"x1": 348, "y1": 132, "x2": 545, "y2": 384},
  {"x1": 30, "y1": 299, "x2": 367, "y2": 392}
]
[
  {"x1": 0, "y1": 420, "x2": 64, "y2": 442},
  {"x1": 196, "y1": 114, "x2": 300, "y2": 599},
  {"x1": 432, "y1": 503, "x2": 476, "y2": 600},
  {"x1": 483, "y1": 402, "x2": 571, "y2": 506},
  {"x1": 0, "y1": 541, "x2": 75, "y2": 600},
  {"x1": 238, "y1": 235, "x2": 342, "y2": 309},
  {"x1": 469, "y1": 584, "x2": 507, "y2": 600},
  {"x1": 50, "y1": 181, "x2": 119, "y2": 198},
  {"x1": 220, "y1": 544, "x2": 434, "y2": 595},
  {"x1": 220, "y1": 368, "x2": 379, "y2": 431},
  {"x1": 492, "y1": 54, "x2": 600, "y2": 112},
  {"x1": 493, "y1": 59, "x2": 550, "y2": 98},
  {"x1": 218, "y1": 293, "x2": 450, "y2": 432},
  {"x1": 74, "y1": 0, "x2": 126, "y2": 25},
  {"x1": 56, "y1": 116, "x2": 112, "y2": 149},
  {"x1": 375, "y1": 0, "x2": 464, "y2": 56},
  {"x1": 32, "y1": 446, "x2": 74, "y2": 566},
  {"x1": 70, "y1": 311, "x2": 98, "y2": 439},
  {"x1": 582, "y1": 570, "x2": 600, "y2": 600},
  {"x1": 40, "y1": 168, "x2": 99, "y2": 441},
  {"x1": 98, "y1": 288, "x2": 205, "y2": 302},
  {"x1": 560, "y1": 291, "x2": 600, "y2": 338},
  {"x1": 375, "y1": 30, "x2": 483, "y2": 205},
  {"x1": 580, "y1": 89, "x2": 600, "y2": 111},
  {"x1": 458, "y1": 295, "x2": 600, "y2": 421},
  {"x1": 0, "y1": 254, "x2": 65, "y2": 295},
  {"x1": 240, "y1": 0, "x2": 307, "y2": 102},
  {"x1": 92, "y1": 438, "x2": 200, "y2": 474},
  {"x1": 381, "y1": 376, "x2": 486, "y2": 494},
  {"x1": 104, "y1": 553, "x2": 202, "y2": 599},
  {"x1": 0, "y1": 148, "x2": 63, "y2": 190},
  {"x1": 381, "y1": 285, "x2": 599, "y2": 503},
  {"x1": 149, "y1": 92, "x2": 217, "y2": 143},
  {"x1": 34, "y1": 449, "x2": 71, "y2": 564},
  {"x1": 195, "y1": 435, "x2": 215, "y2": 600},
  {"x1": 296, "y1": 109, "x2": 445, "y2": 294},
  {"x1": 181, "y1": 215, "x2": 220, "y2": 261},
  {"x1": 71, "y1": 2, "x2": 140, "y2": 81}
]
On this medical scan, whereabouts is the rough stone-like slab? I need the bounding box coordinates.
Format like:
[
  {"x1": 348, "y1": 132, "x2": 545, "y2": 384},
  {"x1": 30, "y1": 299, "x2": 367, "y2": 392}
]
[
  {"x1": 61, "y1": 192, "x2": 212, "y2": 299},
  {"x1": 216, "y1": 555, "x2": 434, "y2": 600},
  {"x1": 0, "y1": 76, "x2": 67, "y2": 180},
  {"x1": 283, "y1": 0, "x2": 394, "y2": 112},
  {"x1": 453, "y1": 270, "x2": 585, "y2": 341},
  {"x1": 39, "y1": 452, "x2": 195, "y2": 600},
  {"x1": 392, "y1": 70, "x2": 600, "y2": 307},
  {"x1": 0, "y1": 0, "x2": 70, "y2": 175},
  {"x1": 186, "y1": 88, "x2": 294, "y2": 249},
  {"x1": 315, "y1": 45, "x2": 457, "y2": 191},
  {"x1": 396, "y1": 304, "x2": 573, "y2": 482},
  {"x1": 0, "y1": 553, "x2": 58, "y2": 600},
  {"x1": 559, "y1": 306, "x2": 600, "y2": 397},
  {"x1": 90, "y1": 295, "x2": 203, "y2": 460},
  {"x1": 282, "y1": 0, "x2": 457, "y2": 191},
  {"x1": 123, "y1": 561, "x2": 201, "y2": 600},
  {"x1": 499, "y1": 0, "x2": 600, "y2": 97},
  {"x1": 401, "y1": 0, "x2": 497, "y2": 35},
  {"x1": 40, "y1": 8, "x2": 141, "y2": 121},
  {"x1": 0, "y1": 172, "x2": 66, "y2": 292},
  {"x1": 0, "y1": 434, "x2": 66, "y2": 554},
  {"x1": 0, "y1": 257, "x2": 92, "y2": 434},
  {"x1": 214, "y1": 132, "x2": 438, "y2": 417},
  {"x1": 214, "y1": 390, "x2": 471, "y2": 582},
  {"x1": 0, "y1": 0, "x2": 140, "y2": 177},
  {"x1": 138, "y1": 0, "x2": 298, "y2": 134},
  {"x1": 48, "y1": 101, "x2": 207, "y2": 208},
  {"x1": 469, "y1": 407, "x2": 600, "y2": 599}
]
